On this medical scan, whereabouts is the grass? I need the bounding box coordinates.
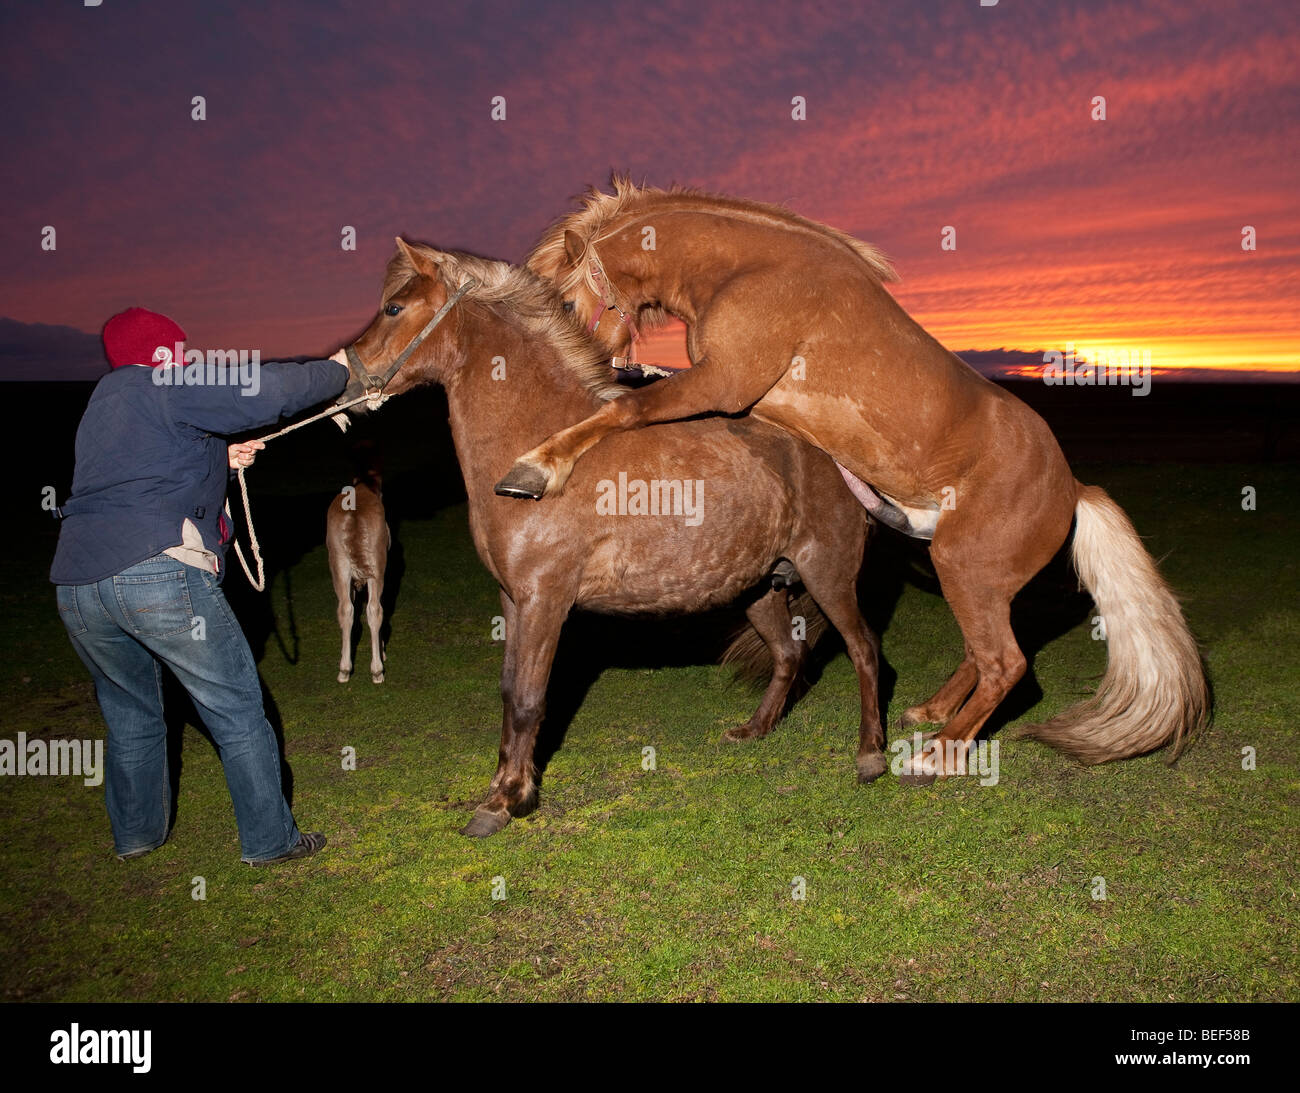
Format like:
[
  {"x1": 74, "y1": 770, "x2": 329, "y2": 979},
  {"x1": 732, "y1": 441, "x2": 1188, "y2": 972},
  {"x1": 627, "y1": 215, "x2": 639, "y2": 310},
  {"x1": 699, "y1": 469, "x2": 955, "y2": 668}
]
[{"x1": 1, "y1": 449, "x2": 1297, "y2": 1002}]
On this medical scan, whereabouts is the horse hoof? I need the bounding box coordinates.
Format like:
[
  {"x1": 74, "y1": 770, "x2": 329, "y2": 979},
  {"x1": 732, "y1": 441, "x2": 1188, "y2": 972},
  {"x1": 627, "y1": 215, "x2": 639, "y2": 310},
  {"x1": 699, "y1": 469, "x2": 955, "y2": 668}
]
[
  {"x1": 770, "y1": 559, "x2": 800, "y2": 589},
  {"x1": 900, "y1": 708, "x2": 938, "y2": 730},
  {"x1": 371, "y1": 672, "x2": 384, "y2": 684},
  {"x1": 856, "y1": 751, "x2": 888, "y2": 784},
  {"x1": 898, "y1": 768, "x2": 938, "y2": 787},
  {"x1": 722, "y1": 724, "x2": 764, "y2": 742},
  {"x1": 460, "y1": 807, "x2": 511, "y2": 838},
  {"x1": 337, "y1": 670, "x2": 351, "y2": 684},
  {"x1": 494, "y1": 464, "x2": 549, "y2": 500}
]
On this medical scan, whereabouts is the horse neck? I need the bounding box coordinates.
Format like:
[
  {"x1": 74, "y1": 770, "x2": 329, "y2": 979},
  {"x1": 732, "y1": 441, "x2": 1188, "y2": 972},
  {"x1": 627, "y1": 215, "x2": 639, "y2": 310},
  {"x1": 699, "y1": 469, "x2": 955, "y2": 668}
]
[
  {"x1": 597, "y1": 205, "x2": 752, "y2": 321},
  {"x1": 439, "y1": 305, "x2": 604, "y2": 491}
]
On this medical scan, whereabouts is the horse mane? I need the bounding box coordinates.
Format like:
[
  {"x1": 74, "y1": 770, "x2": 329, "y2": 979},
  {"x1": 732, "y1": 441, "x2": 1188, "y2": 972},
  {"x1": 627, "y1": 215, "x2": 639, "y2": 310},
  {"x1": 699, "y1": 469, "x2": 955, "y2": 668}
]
[
  {"x1": 527, "y1": 175, "x2": 900, "y2": 293},
  {"x1": 384, "y1": 242, "x2": 623, "y2": 402}
]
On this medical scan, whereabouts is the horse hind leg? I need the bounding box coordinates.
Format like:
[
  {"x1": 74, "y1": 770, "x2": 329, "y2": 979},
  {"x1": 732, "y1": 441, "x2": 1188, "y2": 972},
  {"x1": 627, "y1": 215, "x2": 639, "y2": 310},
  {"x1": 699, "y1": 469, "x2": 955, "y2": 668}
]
[
  {"x1": 896, "y1": 472, "x2": 1073, "y2": 784},
  {"x1": 797, "y1": 564, "x2": 886, "y2": 784},
  {"x1": 723, "y1": 588, "x2": 805, "y2": 742},
  {"x1": 366, "y1": 576, "x2": 384, "y2": 683},
  {"x1": 901, "y1": 656, "x2": 977, "y2": 732},
  {"x1": 898, "y1": 578, "x2": 1025, "y2": 786},
  {"x1": 333, "y1": 565, "x2": 355, "y2": 683}
]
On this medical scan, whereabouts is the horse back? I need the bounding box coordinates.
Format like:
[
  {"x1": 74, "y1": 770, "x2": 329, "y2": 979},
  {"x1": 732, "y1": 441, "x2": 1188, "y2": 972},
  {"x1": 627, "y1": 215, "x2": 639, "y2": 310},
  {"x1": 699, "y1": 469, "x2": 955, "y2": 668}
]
[
  {"x1": 326, "y1": 480, "x2": 390, "y2": 585},
  {"x1": 488, "y1": 412, "x2": 863, "y2": 615}
]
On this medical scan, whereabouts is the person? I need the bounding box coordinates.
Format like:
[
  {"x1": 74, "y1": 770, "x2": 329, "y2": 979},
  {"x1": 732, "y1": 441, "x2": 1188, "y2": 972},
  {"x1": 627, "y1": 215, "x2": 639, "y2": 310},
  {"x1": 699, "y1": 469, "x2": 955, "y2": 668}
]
[{"x1": 51, "y1": 306, "x2": 350, "y2": 865}]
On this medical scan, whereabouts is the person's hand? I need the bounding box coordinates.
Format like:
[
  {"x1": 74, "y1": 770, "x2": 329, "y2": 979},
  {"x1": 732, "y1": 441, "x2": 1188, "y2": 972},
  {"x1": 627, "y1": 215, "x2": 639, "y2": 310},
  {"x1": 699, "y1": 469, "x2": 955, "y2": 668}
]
[
  {"x1": 228, "y1": 440, "x2": 265, "y2": 469},
  {"x1": 330, "y1": 348, "x2": 350, "y2": 370}
]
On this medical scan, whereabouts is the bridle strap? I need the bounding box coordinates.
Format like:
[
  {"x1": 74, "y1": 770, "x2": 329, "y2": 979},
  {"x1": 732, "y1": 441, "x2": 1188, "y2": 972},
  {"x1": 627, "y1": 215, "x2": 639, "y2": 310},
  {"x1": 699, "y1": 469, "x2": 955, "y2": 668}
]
[
  {"x1": 346, "y1": 276, "x2": 478, "y2": 392},
  {"x1": 586, "y1": 255, "x2": 639, "y2": 344},
  {"x1": 587, "y1": 252, "x2": 659, "y2": 377}
]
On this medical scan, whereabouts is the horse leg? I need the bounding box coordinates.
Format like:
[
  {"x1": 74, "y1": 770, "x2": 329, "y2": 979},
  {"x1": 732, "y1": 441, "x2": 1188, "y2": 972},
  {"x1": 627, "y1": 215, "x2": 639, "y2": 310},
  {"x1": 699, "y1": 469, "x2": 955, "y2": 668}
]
[
  {"x1": 901, "y1": 656, "x2": 978, "y2": 731},
  {"x1": 366, "y1": 576, "x2": 384, "y2": 683},
  {"x1": 896, "y1": 471, "x2": 1074, "y2": 784},
  {"x1": 723, "y1": 589, "x2": 805, "y2": 742},
  {"x1": 461, "y1": 589, "x2": 569, "y2": 837},
  {"x1": 496, "y1": 353, "x2": 787, "y2": 498},
  {"x1": 798, "y1": 561, "x2": 886, "y2": 783},
  {"x1": 332, "y1": 564, "x2": 354, "y2": 684},
  {"x1": 897, "y1": 582, "x2": 1023, "y2": 785}
]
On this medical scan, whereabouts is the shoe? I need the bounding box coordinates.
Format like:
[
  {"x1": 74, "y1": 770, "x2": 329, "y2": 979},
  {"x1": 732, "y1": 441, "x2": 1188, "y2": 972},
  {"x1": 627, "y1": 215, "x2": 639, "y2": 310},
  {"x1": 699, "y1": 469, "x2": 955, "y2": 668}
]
[{"x1": 246, "y1": 832, "x2": 327, "y2": 866}]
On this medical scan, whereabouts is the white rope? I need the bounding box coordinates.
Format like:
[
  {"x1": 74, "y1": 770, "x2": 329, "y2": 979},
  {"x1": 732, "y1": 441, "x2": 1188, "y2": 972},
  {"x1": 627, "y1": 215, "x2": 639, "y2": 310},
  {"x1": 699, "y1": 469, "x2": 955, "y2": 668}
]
[{"x1": 231, "y1": 390, "x2": 385, "y2": 591}]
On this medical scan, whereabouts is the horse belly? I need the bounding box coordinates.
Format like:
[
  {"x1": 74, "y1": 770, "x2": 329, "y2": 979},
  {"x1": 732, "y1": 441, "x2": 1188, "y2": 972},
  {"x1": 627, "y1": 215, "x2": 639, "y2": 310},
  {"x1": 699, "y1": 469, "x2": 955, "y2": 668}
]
[{"x1": 575, "y1": 524, "x2": 778, "y2": 614}]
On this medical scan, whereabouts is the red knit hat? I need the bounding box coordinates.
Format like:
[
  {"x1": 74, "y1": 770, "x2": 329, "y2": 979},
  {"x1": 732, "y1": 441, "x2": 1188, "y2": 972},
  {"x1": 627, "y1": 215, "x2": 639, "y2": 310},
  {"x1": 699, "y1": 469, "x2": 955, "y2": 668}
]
[{"x1": 102, "y1": 307, "x2": 187, "y2": 369}]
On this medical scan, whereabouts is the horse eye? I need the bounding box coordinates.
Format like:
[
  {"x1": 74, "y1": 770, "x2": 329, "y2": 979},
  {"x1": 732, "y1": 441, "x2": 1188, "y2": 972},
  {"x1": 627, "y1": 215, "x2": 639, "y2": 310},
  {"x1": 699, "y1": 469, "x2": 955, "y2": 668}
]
[
  {"x1": 562, "y1": 300, "x2": 575, "y2": 313},
  {"x1": 385, "y1": 304, "x2": 402, "y2": 316}
]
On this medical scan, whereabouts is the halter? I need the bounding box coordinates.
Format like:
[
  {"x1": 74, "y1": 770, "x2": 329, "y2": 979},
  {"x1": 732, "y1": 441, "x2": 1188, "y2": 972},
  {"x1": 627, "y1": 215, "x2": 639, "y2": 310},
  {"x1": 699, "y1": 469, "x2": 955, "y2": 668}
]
[
  {"x1": 229, "y1": 274, "x2": 477, "y2": 593},
  {"x1": 343, "y1": 276, "x2": 478, "y2": 392},
  {"x1": 584, "y1": 253, "x2": 667, "y2": 376}
]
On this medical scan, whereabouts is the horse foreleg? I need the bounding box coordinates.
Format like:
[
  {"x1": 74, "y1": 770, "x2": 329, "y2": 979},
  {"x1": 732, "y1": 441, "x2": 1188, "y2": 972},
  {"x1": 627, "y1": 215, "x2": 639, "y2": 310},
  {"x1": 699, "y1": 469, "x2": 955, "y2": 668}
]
[
  {"x1": 496, "y1": 354, "x2": 786, "y2": 499},
  {"x1": 461, "y1": 589, "x2": 569, "y2": 837}
]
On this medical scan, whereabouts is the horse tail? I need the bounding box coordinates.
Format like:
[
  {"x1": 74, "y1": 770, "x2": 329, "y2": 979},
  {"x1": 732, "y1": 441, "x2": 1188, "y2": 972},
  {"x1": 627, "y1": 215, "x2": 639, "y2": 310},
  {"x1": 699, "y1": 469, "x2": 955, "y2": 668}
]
[
  {"x1": 721, "y1": 590, "x2": 828, "y2": 683},
  {"x1": 1017, "y1": 483, "x2": 1210, "y2": 763}
]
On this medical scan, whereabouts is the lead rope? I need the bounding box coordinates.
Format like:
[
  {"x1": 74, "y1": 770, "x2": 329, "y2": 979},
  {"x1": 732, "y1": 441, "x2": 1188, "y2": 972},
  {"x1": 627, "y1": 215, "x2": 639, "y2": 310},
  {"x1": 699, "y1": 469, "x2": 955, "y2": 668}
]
[
  {"x1": 231, "y1": 389, "x2": 385, "y2": 591},
  {"x1": 231, "y1": 275, "x2": 477, "y2": 589}
]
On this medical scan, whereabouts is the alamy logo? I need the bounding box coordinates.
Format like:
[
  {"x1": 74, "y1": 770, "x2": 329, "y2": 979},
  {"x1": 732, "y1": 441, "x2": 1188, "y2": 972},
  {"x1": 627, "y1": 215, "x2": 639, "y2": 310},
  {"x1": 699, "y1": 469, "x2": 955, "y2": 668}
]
[
  {"x1": 0, "y1": 732, "x2": 103, "y2": 786},
  {"x1": 595, "y1": 471, "x2": 704, "y2": 526},
  {"x1": 1042, "y1": 343, "x2": 1151, "y2": 397},
  {"x1": 890, "y1": 732, "x2": 1000, "y2": 786},
  {"x1": 151, "y1": 342, "x2": 263, "y2": 396},
  {"x1": 49, "y1": 1024, "x2": 151, "y2": 1073}
]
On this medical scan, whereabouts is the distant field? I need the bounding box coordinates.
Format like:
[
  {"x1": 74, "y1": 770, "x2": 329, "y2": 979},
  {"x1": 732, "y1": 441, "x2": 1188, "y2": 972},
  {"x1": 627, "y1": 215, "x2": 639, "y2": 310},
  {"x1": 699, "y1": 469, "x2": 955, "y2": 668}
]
[{"x1": 1, "y1": 386, "x2": 1297, "y2": 1002}]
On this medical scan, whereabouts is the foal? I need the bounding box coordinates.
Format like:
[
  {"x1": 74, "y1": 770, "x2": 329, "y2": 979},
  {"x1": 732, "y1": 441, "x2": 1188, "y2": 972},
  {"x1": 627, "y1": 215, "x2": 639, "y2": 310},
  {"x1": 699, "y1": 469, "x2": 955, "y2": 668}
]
[{"x1": 326, "y1": 453, "x2": 391, "y2": 684}]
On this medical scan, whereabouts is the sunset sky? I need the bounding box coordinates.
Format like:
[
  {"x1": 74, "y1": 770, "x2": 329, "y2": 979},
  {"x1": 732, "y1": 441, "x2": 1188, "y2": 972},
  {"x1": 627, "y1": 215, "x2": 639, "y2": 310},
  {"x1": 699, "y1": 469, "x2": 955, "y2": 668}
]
[{"x1": 0, "y1": 0, "x2": 1296, "y2": 380}]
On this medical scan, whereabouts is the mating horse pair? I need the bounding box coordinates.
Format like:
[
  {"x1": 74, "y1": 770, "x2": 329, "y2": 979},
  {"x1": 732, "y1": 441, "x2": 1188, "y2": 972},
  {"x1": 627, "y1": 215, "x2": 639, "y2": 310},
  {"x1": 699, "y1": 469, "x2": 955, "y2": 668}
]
[{"x1": 336, "y1": 180, "x2": 1209, "y2": 837}]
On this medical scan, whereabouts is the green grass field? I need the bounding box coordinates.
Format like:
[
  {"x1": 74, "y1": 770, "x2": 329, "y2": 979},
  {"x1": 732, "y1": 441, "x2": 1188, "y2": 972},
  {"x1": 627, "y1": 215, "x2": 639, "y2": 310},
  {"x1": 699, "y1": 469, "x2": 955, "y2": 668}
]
[{"x1": 2, "y1": 450, "x2": 1297, "y2": 1002}]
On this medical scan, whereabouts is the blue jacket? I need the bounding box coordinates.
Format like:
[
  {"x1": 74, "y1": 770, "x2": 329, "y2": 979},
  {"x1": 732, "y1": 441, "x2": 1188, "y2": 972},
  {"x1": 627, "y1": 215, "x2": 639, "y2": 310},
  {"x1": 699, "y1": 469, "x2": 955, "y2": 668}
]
[{"x1": 51, "y1": 359, "x2": 348, "y2": 584}]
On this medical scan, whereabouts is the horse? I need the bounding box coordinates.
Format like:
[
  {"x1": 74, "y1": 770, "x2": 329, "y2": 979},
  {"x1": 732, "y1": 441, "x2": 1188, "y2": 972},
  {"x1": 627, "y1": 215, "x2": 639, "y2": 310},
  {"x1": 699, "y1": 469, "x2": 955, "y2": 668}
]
[
  {"x1": 339, "y1": 238, "x2": 885, "y2": 836},
  {"x1": 326, "y1": 447, "x2": 390, "y2": 684},
  {"x1": 501, "y1": 178, "x2": 1208, "y2": 782}
]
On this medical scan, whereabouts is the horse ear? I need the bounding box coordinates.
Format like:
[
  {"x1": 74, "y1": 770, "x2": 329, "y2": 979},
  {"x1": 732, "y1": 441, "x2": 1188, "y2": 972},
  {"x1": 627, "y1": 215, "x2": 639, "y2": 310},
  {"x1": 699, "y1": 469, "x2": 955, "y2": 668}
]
[
  {"x1": 395, "y1": 237, "x2": 439, "y2": 276},
  {"x1": 563, "y1": 229, "x2": 584, "y2": 266}
]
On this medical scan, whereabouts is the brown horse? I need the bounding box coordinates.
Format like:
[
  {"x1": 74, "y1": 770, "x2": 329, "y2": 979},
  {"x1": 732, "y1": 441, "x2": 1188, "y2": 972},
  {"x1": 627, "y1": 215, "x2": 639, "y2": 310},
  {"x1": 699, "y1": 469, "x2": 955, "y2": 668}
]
[
  {"x1": 326, "y1": 447, "x2": 390, "y2": 684},
  {"x1": 342, "y1": 239, "x2": 885, "y2": 835},
  {"x1": 502, "y1": 179, "x2": 1208, "y2": 782}
]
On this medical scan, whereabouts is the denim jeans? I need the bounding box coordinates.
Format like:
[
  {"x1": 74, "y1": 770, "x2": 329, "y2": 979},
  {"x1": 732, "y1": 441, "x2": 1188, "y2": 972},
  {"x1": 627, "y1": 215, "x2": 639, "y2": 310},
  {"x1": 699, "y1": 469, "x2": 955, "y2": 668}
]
[{"x1": 56, "y1": 554, "x2": 301, "y2": 862}]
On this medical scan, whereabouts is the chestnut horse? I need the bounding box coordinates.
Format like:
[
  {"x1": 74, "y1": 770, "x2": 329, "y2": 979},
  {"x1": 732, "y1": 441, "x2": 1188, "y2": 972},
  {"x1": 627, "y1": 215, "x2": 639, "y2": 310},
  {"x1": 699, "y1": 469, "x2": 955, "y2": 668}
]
[
  {"x1": 342, "y1": 240, "x2": 884, "y2": 836},
  {"x1": 326, "y1": 450, "x2": 390, "y2": 685},
  {"x1": 502, "y1": 180, "x2": 1208, "y2": 781}
]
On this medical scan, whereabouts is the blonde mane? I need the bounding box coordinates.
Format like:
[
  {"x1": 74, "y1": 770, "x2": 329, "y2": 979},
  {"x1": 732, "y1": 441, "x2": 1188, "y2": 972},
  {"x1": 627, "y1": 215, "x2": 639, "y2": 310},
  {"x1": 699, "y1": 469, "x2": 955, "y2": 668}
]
[
  {"x1": 528, "y1": 175, "x2": 900, "y2": 296},
  {"x1": 384, "y1": 243, "x2": 623, "y2": 401}
]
